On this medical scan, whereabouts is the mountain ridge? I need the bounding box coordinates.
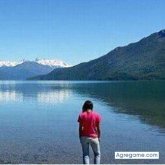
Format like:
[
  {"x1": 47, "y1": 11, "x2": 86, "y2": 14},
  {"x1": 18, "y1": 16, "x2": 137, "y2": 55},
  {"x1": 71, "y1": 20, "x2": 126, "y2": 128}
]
[
  {"x1": 0, "y1": 59, "x2": 69, "y2": 80},
  {"x1": 0, "y1": 59, "x2": 69, "y2": 67},
  {"x1": 30, "y1": 29, "x2": 165, "y2": 80}
]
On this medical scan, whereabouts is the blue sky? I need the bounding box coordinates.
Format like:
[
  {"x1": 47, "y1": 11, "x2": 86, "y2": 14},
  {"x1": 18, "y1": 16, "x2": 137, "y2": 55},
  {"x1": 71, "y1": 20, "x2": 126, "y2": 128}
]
[{"x1": 0, "y1": 0, "x2": 165, "y2": 65}]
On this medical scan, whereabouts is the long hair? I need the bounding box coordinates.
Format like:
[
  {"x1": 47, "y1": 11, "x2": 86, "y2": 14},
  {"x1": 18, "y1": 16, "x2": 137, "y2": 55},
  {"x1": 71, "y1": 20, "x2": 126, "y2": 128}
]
[{"x1": 82, "y1": 100, "x2": 93, "y2": 112}]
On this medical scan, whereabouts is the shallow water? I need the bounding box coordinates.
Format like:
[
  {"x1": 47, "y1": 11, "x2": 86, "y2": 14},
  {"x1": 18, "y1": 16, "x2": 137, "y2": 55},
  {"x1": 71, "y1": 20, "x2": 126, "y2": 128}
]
[{"x1": 0, "y1": 80, "x2": 165, "y2": 164}]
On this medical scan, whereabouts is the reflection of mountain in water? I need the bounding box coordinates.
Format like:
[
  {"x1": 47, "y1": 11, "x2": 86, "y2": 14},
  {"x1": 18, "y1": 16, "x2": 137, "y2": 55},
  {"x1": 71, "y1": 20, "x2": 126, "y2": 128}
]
[
  {"x1": 0, "y1": 91, "x2": 23, "y2": 102},
  {"x1": 70, "y1": 81, "x2": 165, "y2": 129},
  {"x1": 37, "y1": 90, "x2": 71, "y2": 104},
  {"x1": 0, "y1": 81, "x2": 164, "y2": 129},
  {"x1": 0, "y1": 82, "x2": 72, "y2": 104}
]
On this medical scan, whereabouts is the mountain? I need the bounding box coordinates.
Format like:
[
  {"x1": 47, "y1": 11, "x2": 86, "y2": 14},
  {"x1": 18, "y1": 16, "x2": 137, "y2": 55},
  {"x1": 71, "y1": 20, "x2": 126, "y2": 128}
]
[
  {"x1": 0, "y1": 60, "x2": 22, "y2": 67},
  {"x1": 0, "y1": 59, "x2": 69, "y2": 68},
  {"x1": 0, "y1": 59, "x2": 69, "y2": 80},
  {"x1": 30, "y1": 29, "x2": 165, "y2": 80},
  {"x1": 35, "y1": 59, "x2": 69, "y2": 68}
]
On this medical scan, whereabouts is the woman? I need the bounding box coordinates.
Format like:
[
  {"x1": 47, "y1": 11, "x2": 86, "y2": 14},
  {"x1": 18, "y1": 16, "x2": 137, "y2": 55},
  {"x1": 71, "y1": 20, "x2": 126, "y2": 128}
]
[{"x1": 77, "y1": 100, "x2": 101, "y2": 164}]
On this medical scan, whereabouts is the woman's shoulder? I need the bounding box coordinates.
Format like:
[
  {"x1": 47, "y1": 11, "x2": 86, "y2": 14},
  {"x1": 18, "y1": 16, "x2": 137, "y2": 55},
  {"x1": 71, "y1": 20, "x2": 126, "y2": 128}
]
[
  {"x1": 79, "y1": 111, "x2": 85, "y2": 116},
  {"x1": 92, "y1": 110, "x2": 100, "y2": 115},
  {"x1": 92, "y1": 111, "x2": 101, "y2": 119}
]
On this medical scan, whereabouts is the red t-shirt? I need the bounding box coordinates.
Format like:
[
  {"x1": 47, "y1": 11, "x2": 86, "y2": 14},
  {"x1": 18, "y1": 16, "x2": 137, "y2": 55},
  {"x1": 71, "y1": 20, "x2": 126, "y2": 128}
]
[{"x1": 78, "y1": 111, "x2": 101, "y2": 138}]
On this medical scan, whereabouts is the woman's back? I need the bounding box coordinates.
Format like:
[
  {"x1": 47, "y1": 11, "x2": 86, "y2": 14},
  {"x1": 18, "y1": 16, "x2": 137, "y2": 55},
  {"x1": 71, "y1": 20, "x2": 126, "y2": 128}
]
[{"x1": 78, "y1": 111, "x2": 101, "y2": 138}]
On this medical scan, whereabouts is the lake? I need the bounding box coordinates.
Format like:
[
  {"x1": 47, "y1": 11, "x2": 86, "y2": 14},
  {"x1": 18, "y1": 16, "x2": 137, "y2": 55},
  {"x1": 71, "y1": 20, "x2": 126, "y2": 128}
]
[{"x1": 0, "y1": 80, "x2": 165, "y2": 164}]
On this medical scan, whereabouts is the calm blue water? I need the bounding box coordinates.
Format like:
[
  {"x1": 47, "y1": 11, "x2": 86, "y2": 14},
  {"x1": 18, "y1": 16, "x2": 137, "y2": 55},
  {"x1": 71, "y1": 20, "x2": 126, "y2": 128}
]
[{"x1": 0, "y1": 81, "x2": 165, "y2": 164}]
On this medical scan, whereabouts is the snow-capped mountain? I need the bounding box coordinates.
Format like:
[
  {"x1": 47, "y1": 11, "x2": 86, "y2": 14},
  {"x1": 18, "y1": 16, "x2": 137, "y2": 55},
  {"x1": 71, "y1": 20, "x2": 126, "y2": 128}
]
[
  {"x1": 35, "y1": 58, "x2": 70, "y2": 68},
  {"x1": 0, "y1": 59, "x2": 70, "y2": 68},
  {"x1": 0, "y1": 59, "x2": 70, "y2": 80},
  {"x1": 0, "y1": 60, "x2": 22, "y2": 67}
]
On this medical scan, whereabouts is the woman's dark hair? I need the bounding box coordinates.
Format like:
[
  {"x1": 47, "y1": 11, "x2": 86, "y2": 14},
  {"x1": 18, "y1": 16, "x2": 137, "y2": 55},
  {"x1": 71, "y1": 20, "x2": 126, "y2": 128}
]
[{"x1": 82, "y1": 100, "x2": 93, "y2": 112}]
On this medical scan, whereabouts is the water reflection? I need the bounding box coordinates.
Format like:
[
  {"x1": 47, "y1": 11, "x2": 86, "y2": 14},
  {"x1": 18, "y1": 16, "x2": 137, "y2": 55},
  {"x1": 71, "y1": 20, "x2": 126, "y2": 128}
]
[
  {"x1": 0, "y1": 81, "x2": 72, "y2": 104},
  {"x1": 0, "y1": 91, "x2": 23, "y2": 102},
  {"x1": 37, "y1": 90, "x2": 72, "y2": 104},
  {"x1": 0, "y1": 81, "x2": 164, "y2": 128},
  {"x1": 70, "y1": 81, "x2": 165, "y2": 128}
]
